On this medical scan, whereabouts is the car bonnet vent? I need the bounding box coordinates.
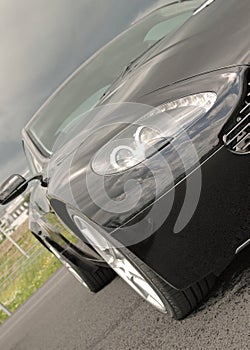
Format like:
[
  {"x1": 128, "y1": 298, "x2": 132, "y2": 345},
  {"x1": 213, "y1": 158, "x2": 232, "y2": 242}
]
[{"x1": 223, "y1": 81, "x2": 250, "y2": 155}]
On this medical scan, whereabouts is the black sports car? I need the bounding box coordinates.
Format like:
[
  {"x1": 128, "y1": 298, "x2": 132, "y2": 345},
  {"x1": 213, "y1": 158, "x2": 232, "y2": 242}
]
[{"x1": 0, "y1": 0, "x2": 249, "y2": 319}]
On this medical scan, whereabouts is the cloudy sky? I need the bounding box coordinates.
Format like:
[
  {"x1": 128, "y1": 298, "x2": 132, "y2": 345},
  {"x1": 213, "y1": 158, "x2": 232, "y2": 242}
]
[{"x1": 0, "y1": 0, "x2": 169, "y2": 184}]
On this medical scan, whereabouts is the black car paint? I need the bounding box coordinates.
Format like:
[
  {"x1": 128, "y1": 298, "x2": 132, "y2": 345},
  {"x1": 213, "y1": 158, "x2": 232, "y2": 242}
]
[
  {"x1": 47, "y1": 66, "x2": 249, "y2": 289},
  {"x1": 29, "y1": 183, "x2": 108, "y2": 274},
  {"x1": 23, "y1": 0, "x2": 249, "y2": 290}
]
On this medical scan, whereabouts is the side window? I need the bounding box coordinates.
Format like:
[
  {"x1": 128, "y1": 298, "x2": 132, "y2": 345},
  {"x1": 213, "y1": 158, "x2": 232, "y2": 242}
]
[{"x1": 144, "y1": 11, "x2": 192, "y2": 43}]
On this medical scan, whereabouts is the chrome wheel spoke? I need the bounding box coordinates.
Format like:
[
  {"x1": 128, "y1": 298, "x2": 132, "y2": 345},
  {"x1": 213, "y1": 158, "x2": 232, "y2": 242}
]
[
  {"x1": 102, "y1": 245, "x2": 166, "y2": 312},
  {"x1": 130, "y1": 275, "x2": 151, "y2": 300}
]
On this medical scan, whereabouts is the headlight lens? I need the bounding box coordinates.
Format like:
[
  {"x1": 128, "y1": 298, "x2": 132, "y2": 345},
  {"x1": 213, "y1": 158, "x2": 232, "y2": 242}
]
[
  {"x1": 110, "y1": 146, "x2": 137, "y2": 169},
  {"x1": 91, "y1": 92, "x2": 217, "y2": 175},
  {"x1": 135, "y1": 126, "x2": 160, "y2": 144}
]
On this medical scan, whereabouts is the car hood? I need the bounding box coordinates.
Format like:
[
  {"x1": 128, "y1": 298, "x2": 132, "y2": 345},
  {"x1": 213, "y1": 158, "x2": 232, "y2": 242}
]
[
  {"x1": 47, "y1": 66, "x2": 246, "y2": 232},
  {"x1": 47, "y1": 0, "x2": 249, "y2": 228}
]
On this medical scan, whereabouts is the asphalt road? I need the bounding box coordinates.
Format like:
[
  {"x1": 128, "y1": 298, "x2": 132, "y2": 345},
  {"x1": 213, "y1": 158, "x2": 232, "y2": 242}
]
[{"x1": 0, "y1": 246, "x2": 250, "y2": 350}]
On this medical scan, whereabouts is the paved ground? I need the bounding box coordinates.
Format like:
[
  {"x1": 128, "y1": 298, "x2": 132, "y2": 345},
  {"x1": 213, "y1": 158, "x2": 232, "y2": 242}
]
[{"x1": 0, "y1": 246, "x2": 250, "y2": 350}]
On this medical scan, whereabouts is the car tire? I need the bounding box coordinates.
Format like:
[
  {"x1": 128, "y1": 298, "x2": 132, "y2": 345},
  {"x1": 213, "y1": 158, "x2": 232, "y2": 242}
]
[
  {"x1": 138, "y1": 259, "x2": 216, "y2": 320},
  {"x1": 50, "y1": 245, "x2": 116, "y2": 293},
  {"x1": 78, "y1": 266, "x2": 116, "y2": 293},
  {"x1": 32, "y1": 232, "x2": 116, "y2": 293},
  {"x1": 110, "y1": 247, "x2": 216, "y2": 320}
]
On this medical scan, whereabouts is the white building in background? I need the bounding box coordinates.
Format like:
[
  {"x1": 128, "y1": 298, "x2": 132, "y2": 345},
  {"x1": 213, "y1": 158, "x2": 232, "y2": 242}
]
[{"x1": 0, "y1": 195, "x2": 29, "y2": 236}]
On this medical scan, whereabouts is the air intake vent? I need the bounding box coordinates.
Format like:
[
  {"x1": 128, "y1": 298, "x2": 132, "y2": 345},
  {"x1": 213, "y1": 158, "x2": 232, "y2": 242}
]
[{"x1": 223, "y1": 82, "x2": 250, "y2": 155}]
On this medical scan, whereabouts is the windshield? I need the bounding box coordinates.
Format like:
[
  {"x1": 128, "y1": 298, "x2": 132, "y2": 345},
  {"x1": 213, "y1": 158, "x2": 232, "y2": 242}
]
[{"x1": 26, "y1": 0, "x2": 203, "y2": 155}]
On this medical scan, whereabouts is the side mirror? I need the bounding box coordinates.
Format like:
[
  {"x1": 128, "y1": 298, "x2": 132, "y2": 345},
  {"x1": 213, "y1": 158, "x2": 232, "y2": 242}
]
[{"x1": 0, "y1": 174, "x2": 28, "y2": 205}]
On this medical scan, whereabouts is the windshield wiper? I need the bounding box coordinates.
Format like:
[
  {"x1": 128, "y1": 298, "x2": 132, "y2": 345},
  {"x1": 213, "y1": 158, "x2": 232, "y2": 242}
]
[{"x1": 99, "y1": 37, "x2": 166, "y2": 102}]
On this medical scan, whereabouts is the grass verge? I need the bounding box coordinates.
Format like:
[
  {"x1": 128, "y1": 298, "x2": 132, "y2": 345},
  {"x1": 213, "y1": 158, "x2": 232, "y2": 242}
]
[{"x1": 0, "y1": 222, "x2": 61, "y2": 325}]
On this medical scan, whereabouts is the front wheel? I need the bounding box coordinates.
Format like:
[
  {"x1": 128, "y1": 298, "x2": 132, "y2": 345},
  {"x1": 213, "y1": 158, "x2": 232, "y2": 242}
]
[{"x1": 102, "y1": 245, "x2": 215, "y2": 319}]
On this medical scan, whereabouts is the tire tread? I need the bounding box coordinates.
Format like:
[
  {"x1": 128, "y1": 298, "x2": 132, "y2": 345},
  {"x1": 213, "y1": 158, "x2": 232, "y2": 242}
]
[{"x1": 123, "y1": 248, "x2": 216, "y2": 320}]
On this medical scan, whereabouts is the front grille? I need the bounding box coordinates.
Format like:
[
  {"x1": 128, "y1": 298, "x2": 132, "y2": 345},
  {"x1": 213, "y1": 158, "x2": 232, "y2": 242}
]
[{"x1": 223, "y1": 81, "x2": 250, "y2": 155}]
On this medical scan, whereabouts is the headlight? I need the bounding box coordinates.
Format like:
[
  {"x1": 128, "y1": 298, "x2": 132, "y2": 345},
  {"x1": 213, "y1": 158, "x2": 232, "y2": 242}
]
[{"x1": 91, "y1": 92, "x2": 217, "y2": 175}]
